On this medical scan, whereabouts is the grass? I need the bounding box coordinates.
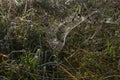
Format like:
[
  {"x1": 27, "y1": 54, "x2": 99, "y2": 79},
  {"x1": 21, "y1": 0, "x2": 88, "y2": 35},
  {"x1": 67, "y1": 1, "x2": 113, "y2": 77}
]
[{"x1": 0, "y1": 0, "x2": 120, "y2": 80}]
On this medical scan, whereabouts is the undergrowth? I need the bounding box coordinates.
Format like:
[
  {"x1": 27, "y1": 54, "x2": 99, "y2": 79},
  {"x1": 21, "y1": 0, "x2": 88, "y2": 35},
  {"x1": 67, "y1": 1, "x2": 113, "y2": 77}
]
[{"x1": 0, "y1": 0, "x2": 120, "y2": 80}]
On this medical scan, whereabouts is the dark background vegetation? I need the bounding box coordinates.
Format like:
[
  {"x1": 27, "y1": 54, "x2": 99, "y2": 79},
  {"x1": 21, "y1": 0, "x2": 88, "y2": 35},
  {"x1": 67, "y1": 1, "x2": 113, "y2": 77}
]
[{"x1": 0, "y1": 0, "x2": 120, "y2": 80}]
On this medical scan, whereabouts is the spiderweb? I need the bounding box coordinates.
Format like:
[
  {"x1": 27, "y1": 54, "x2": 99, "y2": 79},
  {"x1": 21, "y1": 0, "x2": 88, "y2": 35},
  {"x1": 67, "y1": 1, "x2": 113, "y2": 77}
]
[{"x1": 46, "y1": 10, "x2": 98, "y2": 54}]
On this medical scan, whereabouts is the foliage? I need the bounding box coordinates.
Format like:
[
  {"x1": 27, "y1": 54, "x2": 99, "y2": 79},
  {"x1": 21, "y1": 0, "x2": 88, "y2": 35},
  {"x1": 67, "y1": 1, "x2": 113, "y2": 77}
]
[{"x1": 0, "y1": 0, "x2": 120, "y2": 80}]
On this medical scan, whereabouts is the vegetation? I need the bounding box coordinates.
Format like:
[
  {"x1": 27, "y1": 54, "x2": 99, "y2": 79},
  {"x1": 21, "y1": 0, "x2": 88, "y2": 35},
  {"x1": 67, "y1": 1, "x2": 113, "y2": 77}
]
[{"x1": 0, "y1": 0, "x2": 120, "y2": 80}]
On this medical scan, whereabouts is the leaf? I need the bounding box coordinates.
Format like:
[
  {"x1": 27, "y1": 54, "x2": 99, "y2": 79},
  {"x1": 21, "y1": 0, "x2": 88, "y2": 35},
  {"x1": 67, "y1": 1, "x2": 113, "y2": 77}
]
[{"x1": 76, "y1": 5, "x2": 81, "y2": 14}]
